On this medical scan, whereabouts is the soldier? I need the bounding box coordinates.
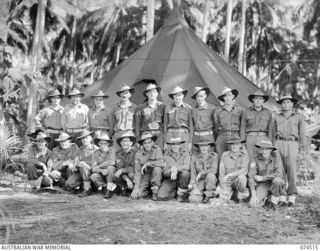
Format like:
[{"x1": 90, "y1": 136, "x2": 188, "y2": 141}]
[
  {"x1": 48, "y1": 132, "x2": 79, "y2": 188},
  {"x1": 188, "y1": 139, "x2": 218, "y2": 203},
  {"x1": 191, "y1": 86, "x2": 216, "y2": 152},
  {"x1": 273, "y1": 95, "x2": 306, "y2": 207},
  {"x1": 109, "y1": 85, "x2": 137, "y2": 149},
  {"x1": 157, "y1": 137, "x2": 190, "y2": 202},
  {"x1": 135, "y1": 80, "x2": 166, "y2": 149},
  {"x1": 248, "y1": 140, "x2": 286, "y2": 210},
  {"x1": 131, "y1": 132, "x2": 165, "y2": 201},
  {"x1": 26, "y1": 132, "x2": 53, "y2": 190},
  {"x1": 34, "y1": 90, "x2": 64, "y2": 149},
  {"x1": 219, "y1": 137, "x2": 249, "y2": 203},
  {"x1": 240, "y1": 90, "x2": 273, "y2": 161},
  {"x1": 164, "y1": 86, "x2": 193, "y2": 152},
  {"x1": 88, "y1": 90, "x2": 111, "y2": 138},
  {"x1": 114, "y1": 131, "x2": 137, "y2": 196},
  {"x1": 90, "y1": 132, "x2": 116, "y2": 199},
  {"x1": 61, "y1": 88, "x2": 89, "y2": 146},
  {"x1": 65, "y1": 130, "x2": 98, "y2": 197},
  {"x1": 214, "y1": 87, "x2": 243, "y2": 162}
]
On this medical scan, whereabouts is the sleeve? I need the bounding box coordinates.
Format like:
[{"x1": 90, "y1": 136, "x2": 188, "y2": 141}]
[
  {"x1": 34, "y1": 109, "x2": 45, "y2": 129},
  {"x1": 163, "y1": 106, "x2": 168, "y2": 139},
  {"x1": 273, "y1": 152, "x2": 284, "y2": 178},
  {"x1": 207, "y1": 153, "x2": 218, "y2": 175},
  {"x1": 240, "y1": 109, "x2": 247, "y2": 141},
  {"x1": 188, "y1": 107, "x2": 194, "y2": 142},
  {"x1": 267, "y1": 111, "x2": 274, "y2": 141},
  {"x1": 190, "y1": 156, "x2": 197, "y2": 185},
  {"x1": 229, "y1": 151, "x2": 249, "y2": 177},
  {"x1": 61, "y1": 107, "x2": 67, "y2": 131},
  {"x1": 108, "y1": 108, "x2": 116, "y2": 138},
  {"x1": 148, "y1": 147, "x2": 165, "y2": 169},
  {"x1": 298, "y1": 115, "x2": 307, "y2": 151},
  {"x1": 100, "y1": 147, "x2": 116, "y2": 167},
  {"x1": 219, "y1": 154, "x2": 226, "y2": 182},
  {"x1": 123, "y1": 151, "x2": 136, "y2": 174},
  {"x1": 84, "y1": 105, "x2": 89, "y2": 127},
  {"x1": 163, "y1": 156, "x2": 171, "y2": 178},
  {"x1": 135, "y1": 105, "x2": 142, "y2": 140},
  {"x1": 133, "y1": 153, "x2": 142, "y2": 186},
  {"x1": 179, "y1": 153, "x2": 191, "y2": 171}
]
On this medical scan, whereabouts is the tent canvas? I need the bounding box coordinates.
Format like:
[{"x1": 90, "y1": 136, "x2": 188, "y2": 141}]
[{"x1": 83, "y1": 7, "x2": 279, "y2": 111}]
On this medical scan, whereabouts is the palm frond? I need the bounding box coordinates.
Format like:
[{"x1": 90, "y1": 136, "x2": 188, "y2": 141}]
[{"x1": 0, "y1": 124, "x2": 21, "y2": 166}]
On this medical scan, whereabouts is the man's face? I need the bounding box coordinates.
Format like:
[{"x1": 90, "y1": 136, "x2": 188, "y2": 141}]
[
  {"x1": 120, "y1": 90, "x2": 131, "y2": 101},
  {"x1": 199, "y1": 144, "x2": 210, "y2": 154},
  {"x1": 146, "y1": 89, "x2": 158, "y2": 101},
  {"x1": 223, "y1": 91, "x2": 235, "y2": 104},
  {"x1": 196, "y1": 90, "x2": 207, "y2": 105},
  {"x1": 36, "y1": 139, "x2": 46, "y2": 149},
  {"x1": 171, "y1": 143, "x2": 181, "y2": 153},
  {"x1": 230, "y1": 143, "x2": 241, "y2": 153},
  {"x1": 260, "y1": 147, "x2": 272, "y2": 159},
  {"x1": 173, "y1": 92, "x2": 184, "y2": 104},
  {"x1": 51, "y1": 96, "x2": 61, "y2": 106},
  {"x1": 121, "y1": 137, "x2": 133, "y2": 151},
  {"x1": 94, "y1": 97, "x2": 104, "y2": 107},
  {"x1": 142, "y1": 138, "x2": 153, "y2": 152},
  {"x1": 71, "y1": 95, "x2": 81, "y2": 105},
  {"x1": 99, "y1": 140, "x2": 110, "y2": 152},
  {"x1": 253, "y1": 96, "x2": 264, "y2": 107},
  {"x1": 60, "y1": 139, "x2": 71, "y2": 150},
  {"x1": 281, "y1": 99, "x2": 293, "y2": 111},
  {"x1": 81, "y1": 135, "x2": 91, "y2": 146}
]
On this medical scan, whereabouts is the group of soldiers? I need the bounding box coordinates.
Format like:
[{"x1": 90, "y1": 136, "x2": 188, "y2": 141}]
[{"x1": 26, "y1": 79, "x2": 306, "y2": 209}]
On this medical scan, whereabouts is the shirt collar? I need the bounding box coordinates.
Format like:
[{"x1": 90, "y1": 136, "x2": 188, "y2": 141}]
[
  {"x1": 196, "y1": 102, "x2": 209, "y2": 109},
  {"x1": 230, "y1": 149, "x2": 245, "y2": 159},
  {"x1": 94, "y1": 104, "x2": 105, "y2": 112},
  {"x1": 71, "y1": 103, "x2": 83, "y2": 108},
  {"x1": 249, "y1": 105, "x2": 265, "y2": 112},
  {"x1": 118, "y1": 101, "x2": 132, "y2": 108}
]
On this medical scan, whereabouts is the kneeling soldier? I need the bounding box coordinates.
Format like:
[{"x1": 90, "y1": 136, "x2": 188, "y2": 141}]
[
  {"x1": 157, "y1": 137, "x2": 191, "y2": 202},
  {"x1": 114, "y1": 131, "x2": 137, "y2": 195},
  {"x1": 48, "y1": 132, "x2": 79, "y2": 188},
  {"x1": 90, "y1": 132, "x2": 116, "y2": 199},
  {"x1": 131, "y1": 132, "x2": 165, "y2": 201},
  {"x1": 249, "y1": 140, "x2": 286, "y2": 210},
  {"x1": 189, "y1": 139, "x2": 218, "y2": 203},
  {"x1": 219, "y1": 137, "x2": 249, "y2": 202},
  {"x1": 65, "y1": 130, "x2": 98, "y2": 197}
]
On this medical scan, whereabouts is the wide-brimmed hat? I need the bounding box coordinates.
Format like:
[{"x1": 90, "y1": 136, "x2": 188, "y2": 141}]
[
  {"x1": 168, "y1": 86, "x2": 188, "y2": 99},
  {"x1": 90, "y1": 90, "x2": 109, "y2": 99},
  {"x1": 27, "y1": 128, "x2": 46, "y2": 139},
  {"x1": 143, "y1": 83, "x2": 161, "y2": 97},
  {"x1": 226, "y1": 137, "x2": 245, "y2": 144},
  {"x1": 276, "y1": 95, "x2": 298, "y2": 104},
  {"x1": 76, "y1": 129, "x2": 94, "y2": 139},
  {"x1": 194, "y1": 139, "x2": 215, "y2": 147},
  {"x1": 67, "y1": 88, "x2": 85, "y2": 98},
  {"x1": 255, "y1": 140, "x2": 277, "y2": 151},
  {"x1": 248, "y1": 90, "x2": 269, "y2": 103},
  {"x1": 32, "y1": 132, "x2": 51, "y2": 142},
  {"x1": 116, "y1": 85, "x2": 135, "y2": 97},
  {"x1": 94, "y1": 132, "x2": 112, "y2": 145},
  {"x1": 167, "y1": 137, "x2": 185, "y2": 145},
  {"x1": 191, "y1": 86, "x2": 210, "y2": 100},
  {"x1": 47, "y1": 90, "x2": 64, "y2": 99},
  {"x1": 55, "y1": 132, "x2": 72, "y2": 142},
  {"x1": 116, "y1": 131, "x2": 137, "y2": 146},
  {"x1": 217, "y1": 87, "x2": 239, "y2": 101},
  {"x1": 137, "y1": 132, "x2": 158, "y2": 145}
]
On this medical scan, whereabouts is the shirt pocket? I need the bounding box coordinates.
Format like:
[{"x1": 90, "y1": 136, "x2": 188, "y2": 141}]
[
  {"x1": 259, "y1": 114, "x2": 270, "y2": 130},
  {"x1": 275, "y1": 118, "x2": 286, "y2": 133},
  {"x1": 231, "y1": 109, "x2": 242, "y2": 127},
  {"x1": 246, "y1": 113, "x2": 256, "y2": 127},
  {"x1": 179, "y1": 108, "x2": 189, "y2": 123}
]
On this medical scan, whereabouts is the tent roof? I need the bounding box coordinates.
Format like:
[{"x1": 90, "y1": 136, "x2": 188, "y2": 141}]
[{"x1": 83, "y1": 7, "x2": 279, "y2": 111}]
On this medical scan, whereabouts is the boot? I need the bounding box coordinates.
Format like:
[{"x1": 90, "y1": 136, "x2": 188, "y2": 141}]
[
  {"x1": 177, "y1": 194, "x2": 184, "y2": 202},
  {"x1": 104, "y1": 189, "x2": 113, "y2": 199},
  {"x1": 152, "y1": 193, "x2": 158, "y2": 201},
  {"x1": 202, "y1": 196, "x2": 210, "y2": 203},
  {"x1": 278, "y1": 201, "x2": 288, "y2": 207},
  {"x1": 288, "y1": 202, "x2": 295, "y2": 208},
  {"x1": 78, "y1": 189, "x2": 92, "y2": 198}
]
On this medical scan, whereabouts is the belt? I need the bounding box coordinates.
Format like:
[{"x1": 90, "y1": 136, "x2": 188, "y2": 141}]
[
  {"x1": 194, "y1": 131, "x2": 213, "y2": 136},
  {"x1": 168, "y1": 128, "x2": 189, "y2": 133},
  {"x1": 90, "y1": 127, "x2": 109, "y2": 131},
  {"x1": 247, "y1": 131, "x2": 267, "y2": 136},
  {"x1": 146, "y1": 129, "x2": 162, "y2": 133},
  {"x1": 66, "y1": 127, "x2": 86, "y2": 133},
  {"x1": 219, "y1": 130, "x2": 239, "y2": 136},
  {"x1": 47, "y1": 128, "x2": 62, "y2": 134},
  {"x1": 276, "y1": 136, "x2": 298, "y2": 142}
]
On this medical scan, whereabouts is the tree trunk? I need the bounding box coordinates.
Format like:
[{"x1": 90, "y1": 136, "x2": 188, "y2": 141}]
[
  {"x1": 68, "y1": 0, "x2": 78, "y2": 90},
  {"x1": 224, "y1": 0, "x2": 233, "y2": 62},
  {"x1": 146, "y1": 0, "x2": 155, "y2": 41},
  {"x1": 27, "y1": 0, "x2": 47, "y2": 132},
  {"x1": 167, "y1": 0, "x2": 174, "y2": 9},
  {"x1": 201, "y1": 0, "x2": 210, "y2": 42},
  {"x1": 238, "y1": 0, "x2": 246, "y2": 73}
]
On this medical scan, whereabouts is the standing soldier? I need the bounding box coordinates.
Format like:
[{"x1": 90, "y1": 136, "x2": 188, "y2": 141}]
[
  {"x1": 188, "y1": 139, "x2": 218, "y2": 203},
  {"x1": 88, "y1": 90, "x2": 111, "y2": 138},
  {"x1": 219, "y1": 137, "x2": 249, "y2": 203},
  {"x1": 34, "y1": 90, "x2": 64, "y2": 149},
  {"x1": 131, "y1": 132, "x2": 165, "y2": 201},
  {"x1": 240, "y1": 90, "x2": 273, "y2": 161},
  {"x1": 135, "y1": 80, "x2": 166, "y2": 149},
  {"x1": 191, "y1": 86, "x2": 215, "y2": 152},
  {"x1": 65, "y1": 130, "x2": 98, "y2": 197},
  {"x1": 47, "y1": 132, "x2": 79, "y2": 188},
  {"x1": 61, "y1": 88, "x2": 89, "y2": 146},
  {"x1": 214, "y1": 87, "x2": 243, "y2": 162},
  {"x1": 109, "y1": 85, "x2": 137, "y2": 148},
  {"x1": 157, "y1": 137, "x2": 191, "y2": 202},
  {"x1": 248, "y1": 140, "x2": 286, "y2": 210},
  {"x1": 164, "y1": 86, "x2": 193, "y2": 152},
  {"x1": 273, "y1": 95, "x2": 306, "y2": 207}
]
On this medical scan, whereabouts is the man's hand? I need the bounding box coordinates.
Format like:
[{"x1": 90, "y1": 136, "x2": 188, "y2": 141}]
[
  {"x1": 70, "y1": 165, "x2": 78, "y2": 173},
  {"x1": 92, "y1": 165, "x2": 100, "y2": 173},
  {"x1": 188, "y1": 184, "x2": 193, "y2": 191},
  {"x1": 254, "y1": 175, "x2": 266, "y2": 182},
  {"x1": 224, "y1": 174, "x2": 233, "y2": 182},
  {"x1": 141, "y1": 163, "x2": 148, "y2": 175},
  {"x1": 249, "y1": 193, "x2": 259, "y2": 207},
  {"x1": 170, "y1": 166, "x2": 178, "y2": 180},
  {"x1": 115, "y1": 169, "x2": 123, "y2": 178},
  {"x1": 131, "y1": 187, "x2": 140, "y2": 199},
  {"x1": 196, "y1": 173, "x2": 202, "y2": 184}
]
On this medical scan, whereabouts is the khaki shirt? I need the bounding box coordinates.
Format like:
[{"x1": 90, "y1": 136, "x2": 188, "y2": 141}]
[
  {"x1": 190, "y1": 152, "x2": 218, "y2": 185},
  {"x1": 88, "y1": 105, "x2": 111, "y2": 130},
  {"x1": 50, "y1": 144, "x2": 79, "y2": 170},
  {"x1": 192, "y1": 102, "x2": 215, "y2": 131},
  {"x1": 61, "y1": 103, "x2": 89, "y2": 130},
  {"x1": 240, "y1": 106, "x2": 273, "y2": 140},
  {"x1": 28, "y1": 145, "x2": 52, "y2": 165},
  {"x1": 134, "y1": 145, "x2": 165, "y2": 186},
  {"x1": 214, "y1": 104, "x2": 243, "y2": 132},
  {"x1": 91, "y1": 147, "x2": 116, "y2": 168},
  {"x1": 34, "y1": 105, "x2": 64, "y2": 130},
  {"x1": 77, "y1": 144, "x2": 99, "y2": 166},
  {"x1": 116, "y1": 148, "x2": 136, "y2": 174},
  {"x1": 163, "y1": 149, "x2": 190, "y2": 177}
]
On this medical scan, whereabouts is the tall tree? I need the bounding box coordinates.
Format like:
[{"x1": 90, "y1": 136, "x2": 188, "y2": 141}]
[
  {"x1": 238, "y1": 0, "x2": 246, "y2": 74},
  {"x1": 224, "y1": 0, "x2": 233, "y2": 61},
  {"x1": 147, "y1": 0, "x2": 155, "y2": 41},
  {"x1": 201, "y1": 0, "x2": 210, "y2": 42}
]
